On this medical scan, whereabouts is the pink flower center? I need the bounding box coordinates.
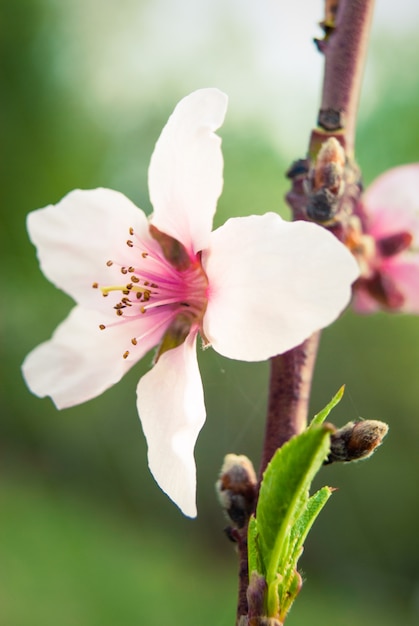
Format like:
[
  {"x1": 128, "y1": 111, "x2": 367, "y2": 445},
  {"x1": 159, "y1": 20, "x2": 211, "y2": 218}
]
[{"x1": 92, "y1": 225, "x2": 209, "y2": 359}]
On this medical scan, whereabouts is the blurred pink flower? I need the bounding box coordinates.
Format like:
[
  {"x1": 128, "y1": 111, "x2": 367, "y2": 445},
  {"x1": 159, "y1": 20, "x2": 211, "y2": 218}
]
[
  {"x1": 22, "y1": 89, "x2": 358, "y2": 517},
  {"x1": 351, "y1": 164, "x2": 419, "y2": 313}
]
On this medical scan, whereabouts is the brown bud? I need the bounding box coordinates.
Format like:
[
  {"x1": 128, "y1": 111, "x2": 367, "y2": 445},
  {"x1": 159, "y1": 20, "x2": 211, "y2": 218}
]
[
  {"x1": 325, "y1": 420, "x2": 389, "y2": 465},
  {"x1": 306, "y1": 137, "x2": 346, "y2": 223},
  {"x1": 216, "y1": 454, "x2": 257, "y2": 528}
]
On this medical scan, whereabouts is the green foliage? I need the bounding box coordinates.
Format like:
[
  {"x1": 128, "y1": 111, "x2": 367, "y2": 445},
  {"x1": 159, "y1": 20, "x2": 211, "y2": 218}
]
[
  {"x1": 249, "y1": 390, "x2": 345, "y2": 622},
  {"x1": 309, "y1": 384, "x2": 345, "y2": 428}
]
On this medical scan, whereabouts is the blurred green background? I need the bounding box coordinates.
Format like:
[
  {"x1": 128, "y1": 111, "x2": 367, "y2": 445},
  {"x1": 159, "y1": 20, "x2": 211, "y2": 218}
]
[{"x1": 2, "y1": 1, "x2": 419, "y2": 625}]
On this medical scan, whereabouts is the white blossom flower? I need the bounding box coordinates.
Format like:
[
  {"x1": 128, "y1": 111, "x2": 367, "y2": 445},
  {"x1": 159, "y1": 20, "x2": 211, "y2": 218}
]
[{"x1": 22, "y1": 89, "x2": 359, "y2": 517}]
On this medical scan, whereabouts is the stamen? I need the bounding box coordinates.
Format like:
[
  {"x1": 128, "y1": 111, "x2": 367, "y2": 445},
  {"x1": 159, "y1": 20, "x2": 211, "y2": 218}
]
[
  {"x1": 92, "y1": 282, "x2": 98, "y2": 289},
  {"x1": 99, "y1": 324, "x2": 106, "y2": 330},
  {"x1": 131, "y1": 338, "x2": 137, "y2": 345},
  {"x1": 121, "y1": 267, "x2": 128, "y2": 275},
  {"x1": 127, "y1": 240, "x2": 134, "y2": 248},
  {"x1": 131, "y1": 275, "x2": 140, "y2": 283},
  {"x1": 123, "y1": 350, "x2": 129, "y2": 359},
  {"x1": 142, "y1": 252, "x2": 148, "y2": 258},
  {"x1": 101, "y1": 285, "x2": 130, "y2": 295},
  {"x1": 129, "y1": 227, "x2": 134, "y2": 235},
  {"x1": 116, "y1": 309, "x2": 123, "y2": 316},
  {"x1": 106, "y1": 260, "x2": 113, "y2": 267}
]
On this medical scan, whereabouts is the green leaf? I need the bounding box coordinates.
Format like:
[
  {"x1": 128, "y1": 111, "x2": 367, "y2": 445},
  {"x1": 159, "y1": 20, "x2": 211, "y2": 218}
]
[
  {"x1": 288, "y1": 486, "x2": 333, "y2": 562},
  {"x1": 309, "y1": 385, "x2": 345, "y2": 428},
  {"x1": 279, "y1": 486, "x2": 333, "y2": 618},
  {"x1": 255, "y1": 425, "x2": 332, "y2": 616},
  {"x1": 257, "y1": 426, "x2": 331, "y2": 582},
  {"x1": 248, "y1": 515, "x2": 263, "y2": 576}
]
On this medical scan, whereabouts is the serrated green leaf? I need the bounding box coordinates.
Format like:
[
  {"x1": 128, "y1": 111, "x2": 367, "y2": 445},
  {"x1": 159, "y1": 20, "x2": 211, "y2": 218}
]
[
  {"x1": 309, "y1": 385, "x2": 345, "y2": 428},
  {"x1": 278, "y1": 486, "x2": 333, "y2": 618},
  {"x1": 289, "y1": 486, "x2": 333, "y2": 561},
  {"x1": 256, "y1": 425, "x2": 331, "y2": 605}
]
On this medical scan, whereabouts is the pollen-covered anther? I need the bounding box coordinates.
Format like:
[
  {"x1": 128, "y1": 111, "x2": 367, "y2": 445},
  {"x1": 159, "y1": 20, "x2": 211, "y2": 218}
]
[
  {"x1": 141, "y1": 252, "x2": 148, "y2": 259},
  {"x1": 123, "y1": 350, "x2": 129, "y2": 359},
  {"x1": 131, "y1": 275, "x2": 140, "y2": 283},
  {"x1": 99, "y1": 324, "x2": 106, "y2": 330},
  {"x1": 92, "y1": 282, "x2": 98, "y2": 289},
  {"x1": 106, "y1": 260, "x2": 113, "y2": 267},
  {"x1": 131, "y1": 337, "x2": 137, "y2": 345},
  {"x1": 121, "y1": 267, "x2": 128, "y2": 275},
  {"x1": 126, "y1": 240, "x2": 134, "y2": 248},
  {"x1": 116, "y1": 309, "x2": 123, "y2": 316},
  {"x1": 129, "y1": 227, "x2": 134, "y2": 235}
]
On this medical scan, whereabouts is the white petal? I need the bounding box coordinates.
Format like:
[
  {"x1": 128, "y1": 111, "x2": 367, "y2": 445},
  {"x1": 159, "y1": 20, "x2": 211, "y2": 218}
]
[
  {"x1": 365, "y1": 164, "x2": 419, "y2": 239},
  {"x1": 148, "y1": 88, "x2": 228, "y2": 254},
  {"x1": 27, "y1": 188, "x2": 151, "y2": 311},
  {"x1": 22, "y1": 305, "x2": 164, "y2": 409},
  {"x1": 136, "y1": 333, "x2": 205, "y2": 517},
  {"x1": 202, "y1": 213, "x2": 359, "y2": 361}
]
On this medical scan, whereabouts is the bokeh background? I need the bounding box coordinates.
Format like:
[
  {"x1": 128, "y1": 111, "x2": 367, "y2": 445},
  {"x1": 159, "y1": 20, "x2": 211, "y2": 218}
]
[{"x1": 2, "y1": 1, "x2": 419, "y2": 624}]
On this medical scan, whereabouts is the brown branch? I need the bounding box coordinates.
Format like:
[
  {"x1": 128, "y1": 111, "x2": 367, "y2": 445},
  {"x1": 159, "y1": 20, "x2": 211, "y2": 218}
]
[
  {"x1": 235, "y1": 2, "x2": 375, "y2": 623},
  {"x1": 259, "y1": 332, "x2": 320, "y2": 477},
  {"x1": 317, "y1": 0, "x2": 375, "y2": 154}
]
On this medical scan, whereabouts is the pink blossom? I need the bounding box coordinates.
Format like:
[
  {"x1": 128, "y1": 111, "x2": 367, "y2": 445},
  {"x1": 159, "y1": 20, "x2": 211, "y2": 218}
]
[
  {"x1": 351, "y1": 164, "x2": 419, "y2": 313},
  {"x1": 22, "y1": 89, "x2": 359, "y2": 517}
]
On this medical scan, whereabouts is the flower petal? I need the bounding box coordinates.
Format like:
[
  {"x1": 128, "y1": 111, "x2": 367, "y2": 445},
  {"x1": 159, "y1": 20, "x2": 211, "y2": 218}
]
[
  {"x1": 382, "y1": 257, "x2": 419, "y2": 313},
  {"x1": 148, "y1": 88, "x2": 228, "y2": 254},
  {"x1": 364, "y1": 164, "x2": 419, "y2": 239},
  {"x1": 22, "y1": 305, "x2": 165, "y2": 409},
  {"x1": 136, "y1": 333, "x2": 205, "y2": 517},
  {"x1": 352, "y1": 287, "x2": 381, "y2": 314},
  {"x1": 27, "y1": 188, "x2": 151, "y2": 311},
  {"x1": 203, "y1": 213, "x2": 359, "y2": 361}
]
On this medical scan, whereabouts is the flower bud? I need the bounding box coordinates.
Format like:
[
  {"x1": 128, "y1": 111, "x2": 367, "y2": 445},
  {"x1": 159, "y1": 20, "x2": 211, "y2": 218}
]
[
  {"x1": 216, "y1": 454, "x2": 257, "y2": 528},
  {"x1": 325, "y1": 419, "x2": 389, "y2": 465},
  {"x1": 306, "y1": 137, "x2": 346, "y2": 223}
]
